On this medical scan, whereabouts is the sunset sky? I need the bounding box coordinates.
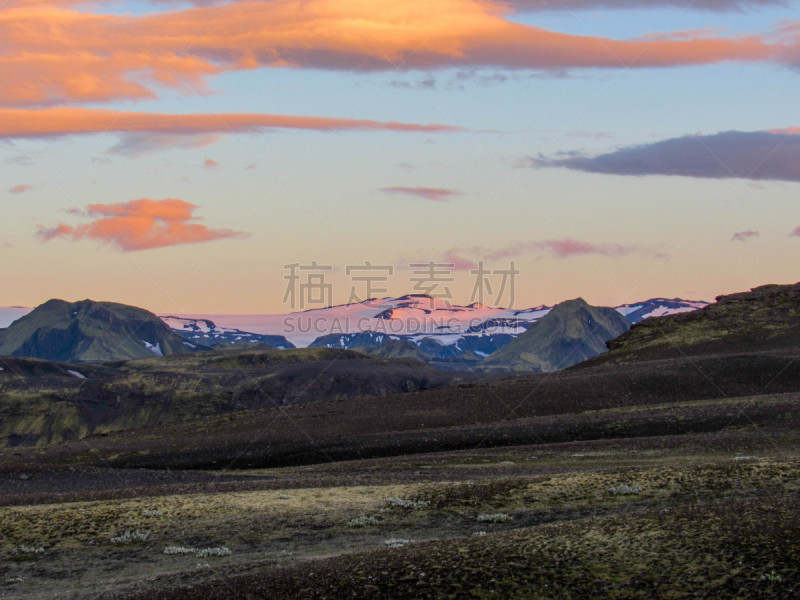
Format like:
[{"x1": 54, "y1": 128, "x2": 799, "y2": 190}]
[{"x1": 2, "y1": 0, "x2": 800, "y2": 314}]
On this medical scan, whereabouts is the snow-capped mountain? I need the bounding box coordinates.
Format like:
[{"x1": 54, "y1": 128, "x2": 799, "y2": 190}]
[
  {"x1": 615, "y1": 298, "x2": 709, "y2": 324},
  {"x1": 297, "y1": 295, "x2": 709, "y2": 359},
  {"x1": 161, "y1": 316, "x2": 295, "y2": 349},
  {"x1": 308, "y1": 329, "x2": 517, "y2": 362},
  {"x1": 0, "y1": 295, "x2": 709, "y2": 352}
]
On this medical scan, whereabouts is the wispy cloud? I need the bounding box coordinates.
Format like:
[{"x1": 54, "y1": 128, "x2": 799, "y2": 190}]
[
  {"x1": 380, "y1": 187, "x2": 463, "y2": 202},
  {"x1": 527, "y1": 130, "x2": 800, "y2": 182},
  {"x1": 8, "y1": 184, "x2": 33, "y2": 194},
  {"x1": 107, "y1": 133, "x2": 220, "y2": 157},
  {"x1": 203, "y1": 158, "x2": 219, "y2": 169},
  {"x1": 0, "y1": 108, "x2": 461, "y2": 151},
  {"x1": 731, "y1": 230, "x2": 759, "y2": 242},
  {"x1": 37, "y1": 198, "x2": 247, "y2": 251},
  {"x1": 452, "y1": 238, "x2": 661, "y2": 260}
]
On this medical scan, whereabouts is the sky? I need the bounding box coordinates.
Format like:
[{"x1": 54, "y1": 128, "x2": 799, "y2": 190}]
[{"x1": 1, "y1": 0, "x2": 800, "y2": 314}]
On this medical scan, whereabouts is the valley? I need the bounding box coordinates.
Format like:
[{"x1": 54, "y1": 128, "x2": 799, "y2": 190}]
[{"x1": 1, "y1": 283, "x2": 799, "y2": 598}]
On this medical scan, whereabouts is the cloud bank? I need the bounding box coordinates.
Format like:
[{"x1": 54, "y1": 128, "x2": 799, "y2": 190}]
[
  {"x1": 529, "y1": 130, "x2": 800, "y2": 182},
  {"x1": 37, "y1": 198, "x2": 246, "y2": 251},
  {"x1": 2, "y1": 0, "x2": 796, "y2": 108}
]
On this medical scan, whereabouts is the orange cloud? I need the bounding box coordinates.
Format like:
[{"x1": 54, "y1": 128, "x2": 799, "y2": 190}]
[
  {"x1": 37, "y1": 198, "x2": 246, "y2": 251},
  {"x1": 203, "y1": 158, "x2": 219, "y2": 169},
  {"x1": 0, "y1": 108, "x2": 461, "y2": 145},
  {"x1": 7, "y1": 0, "x2": 781, "y2": 9},
  {"x1": 0, "y1": 1, "x2": 794, "y2": 108}
]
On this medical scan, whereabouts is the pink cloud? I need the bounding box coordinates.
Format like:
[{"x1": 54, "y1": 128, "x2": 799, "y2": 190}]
[
  {"x1": 771, "y1": 127, "x2": 800, "y2": 135},
  {"x1": 8, "y1": 184, "x2": 33, "y2": 194},
  {"x1": 441, "y1": 252, "x2": 478, "y2": 271},
  {"x1": 380, "y1": 187, "x2": 463, "y2": 202},
  {"x1": 203, "y1": 158, "x2": 219, "y2": 169},
  {"x1": 538, "y1": 239, "x2": 645, "y2": 259},
  {"x1": 731, "y1": 230, "x2": 759, "y2": 242},
  {"x1": 37, "y1": 198, "x2": 247, "y2": 251}
]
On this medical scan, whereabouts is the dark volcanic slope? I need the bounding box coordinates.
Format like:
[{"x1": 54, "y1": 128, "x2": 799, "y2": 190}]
[
  {"x1": 9, "y1": 281, "x2": 800, "y2": 468},
  {"x1": 482, "y1": 298, "x2": 630, "y2": 372},
  {"x1": 589, "y1": 282, "x2": 800, "y2": 365},
  {"x1": 0, "y1": 298, "x2": 203, "y2": 362},
  {"x1": 0, "y1": 348, "x2": 455, "y2": 447},
  {"x1": 22, "y1": 346, "x2": 800, "y2": 469}
]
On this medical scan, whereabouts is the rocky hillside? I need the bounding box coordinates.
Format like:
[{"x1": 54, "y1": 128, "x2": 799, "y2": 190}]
[{"x1": 590, "y1": 282, "x2": 800, "y2": 365}]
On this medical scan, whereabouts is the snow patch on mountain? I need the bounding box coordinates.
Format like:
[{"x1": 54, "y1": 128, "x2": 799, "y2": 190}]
[
  {"x1": 142, "y1": 341, "x2": 163, "y2": 356},
  {"x1": 162, "y1": 315, "x2": 295, "y2": 349}
]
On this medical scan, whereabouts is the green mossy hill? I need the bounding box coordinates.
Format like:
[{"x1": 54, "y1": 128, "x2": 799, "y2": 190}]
[
  {"x1": 0, "y1": 298, "x2": 205, "y2": 362},
  {"x1": 482, "y1": 298, "x2": 630, "y2": 372},
  {"x1": 0, "y1": 348, "x2": 450, "y2": 447},
  {"x1": 590, "y1": 282, "x2": 800, "y2": 365}
]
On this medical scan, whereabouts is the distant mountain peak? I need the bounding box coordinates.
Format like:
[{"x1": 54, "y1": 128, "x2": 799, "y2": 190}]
[
  {"x1": 554, "y1": 297, "x2": 589, "y2": 309},
  {"x1": 482, "y1": 298, "x2": 630, "y2": 373},
  {"x1": 0, "y1": 298, "x2": 207, "y2": 362}
]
